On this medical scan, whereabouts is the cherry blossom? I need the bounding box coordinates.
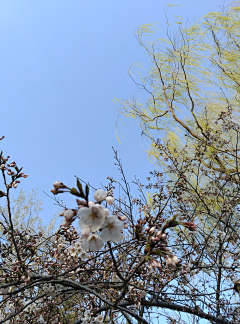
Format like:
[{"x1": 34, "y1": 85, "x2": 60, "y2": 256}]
[
  {"x1": 78, "y1": 204, "x2": 105, "y2": 231},
  {"x1": 84, "y1": 233, "x2": 103, "y2": 252},
  {"x1": 101, "y1": 215, "x2": 124, "y2": 242},
  {"x1": 93, "y1": 189, "x2": 108, "y2": 202},
  {"x1": 106, "y1": 196, "x2": 115, "y2": 205},
  {"x1": 63, "y1": 209, "x2": 75, "y2": 220}
]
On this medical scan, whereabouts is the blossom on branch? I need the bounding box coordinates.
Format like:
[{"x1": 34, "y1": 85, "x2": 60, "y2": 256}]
[
  {"x1": 84, "y1": 233, "x2": 103, "y2": 252},
  {"x1": 81, "y1": 226, "x2": 91, "y2": 238},
  {"x1": 180, "y1": 221, "x2": 197, "y2": 231},
  {"x1": 106, "y1": 196, "x2": 115, "y2": 205},
  {"x1": 63, "y1": 209, "x2": 76, "y2": 220},
  {"x1": 101, "y1": 215, "x2": 124, "y2": 242},
  {"x1": 78, "y1": 205, "x2": 105, "y2": 232},
  {"x1": 93, "y1": 189, "x2": 108, "y2": 202},
  {"x1": 53, "y1": 181, "x2": 67, "y2": 189}
]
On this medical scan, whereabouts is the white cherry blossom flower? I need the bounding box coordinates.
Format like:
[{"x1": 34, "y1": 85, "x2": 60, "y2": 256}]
[
  {"x1": 84, "y1": 311, "x2": 91, "y2": 319},
  {"x1": 74, "y1": 240, "x2": 83, "y2": 249},
  {"x1": 94, "y1": 189, "x2": 108, "y2": 202},
  {"x1": 59, "y1": 255, "x2": 65, "y2": 264},
  {"x1": 63, "y1": 209, "x2": 75, "y2": 220},
  {"x1": 95, "y1": 314, "x2": 104, "y2": 322},
  {"x1": 112, "y1": 274, "x2": 122, "y2": 283},
  {"x1": 84, "y1": 234, "x2": 103, "y2": 252},
  {"x1": 43, "y1": 284, "x2": 56, "y2": 297},
  {"x1": 55, "y1": 284, "x2": 63, "y2": 292},
  {"x1": 106, "y1": 196, "x2": 115, "y2": 205},
  {"x1": 81, "y1": 317, "x2": 88, "y2": 324},
  {"x1": 78, "y1": 205, "x2": 105, "y2": 232},
  {"x1": 57, "y1": 243, "x2": 66, "y2": 250},
  {"x1": 68, "y1": 246, "x2": 77, "y2": 256},
  {"x1": 76, "y1": 247, "x2": 83, "y2": 254},
  {"x1": 80, "y1": 251, "x2": 88, "y2": 260},
  {"x1": 101, "y1": 216, "x2": 124, "y2": 243}
]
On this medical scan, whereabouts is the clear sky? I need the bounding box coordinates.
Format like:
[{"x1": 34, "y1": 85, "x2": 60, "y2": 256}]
[{"x1": 0, "y1": 0, "x2": 227, "y2": 322}]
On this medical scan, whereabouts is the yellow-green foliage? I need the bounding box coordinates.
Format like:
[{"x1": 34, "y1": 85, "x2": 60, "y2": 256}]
[
  {"x1": 0, "y1": 188, "x2": 58, "y2": 236},
  {"x1": 116, "y1": 4, "x2": 240, "y2": 171}
]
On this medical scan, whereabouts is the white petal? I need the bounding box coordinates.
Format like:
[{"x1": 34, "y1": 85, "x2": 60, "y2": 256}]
[
  {"x1": 85, "y1": 234, "x2": 103, "y2": 252},
  {"x1": 64, "y1": 210, "x2": 74, "y2": 220},
  {"x1": 79, "y1": 215, "x2": 92, "y2": 228},
  {"x1": 111, "y1": 228, "x2": 123, "y2": 243},
  {"x1": 81, "y1": 226, "x2": 91, "y2": 238},
  {"x1": 106, "y1": 196, "x2": 115, "y2": 205},
  {"x1": 114, "y1": 219, "x2": 124, "y2": 230},
  {"x1": 101, "y1": 228, "x2": 112, "y2": 242},
  {"x1": 94, "y1": 189, "x2": 108, "y2": 202},
  {"x1": 104, "y1": 208, "x2": 110, "y2": 218},
  {"x1": 78, "y1": 207, "x2": 91, "y2": 218}
]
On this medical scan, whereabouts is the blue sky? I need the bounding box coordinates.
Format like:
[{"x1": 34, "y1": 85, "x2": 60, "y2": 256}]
[
  {"x1": 0, "y1": 0, "x2": 223, "y2": 217},
  {"x1": 0, "y1": 0, "x2": 226, "y2": 322}
]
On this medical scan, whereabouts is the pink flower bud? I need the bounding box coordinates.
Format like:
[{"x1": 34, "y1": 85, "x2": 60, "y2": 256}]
[
  {"x1": 53, "y1": 181, "x2": 66, "y2": 189},
  {"x1": 161, "y1": 233, "x2": 167, "y2": 240},
  {"x1": 51, "y1": 189, "x2": 58, "y2": 195},
  {"x1": 156, "y1": 231, "x2": 162, "y2": 237},
  {"x1": 118, "y1": 215, "x2": 127, "y2": 221},
  {"x1": 148, "y1": 259, "x2": 162, "y2": 269},
  {"x1": 51, "y1": 189, "x2": 64, "y2": 195},
  {"x1": 165, "y1": 255, "x2": 178, "y2": 268},
  {"x1": 172, "y1": 255, "x2": 178, "y2": 264},
  {"x1": 151, "y1": 236, "x2": 160, "y2": 242},
  {"x1": 180, "y1": 221, "x2": 197, "y2": 231},
  {"x1": 145, "y1": 227, "x2": 150, "y2": 232},
  {"x1": 124, "y1": 223, "x2": 128, "y2": 229},
  {"x1": 149, "y1": 227, "x2": 156, "y2": 235},
  {"x1": 76, "y1": 199, "x2": 88, "y2": 207}
]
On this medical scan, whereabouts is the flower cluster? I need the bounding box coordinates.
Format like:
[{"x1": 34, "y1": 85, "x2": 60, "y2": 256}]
[
  {"x1": 55, "y1": 186, "x2": 125, "y2": 252},
  {"x1": 56, "y1": 236, "x2": 88, "y2": 264},
  {"x1": 81, "y1": 311, "x2": 104, "y2": 324},
  {"x1": 42, "y1": 283, "x2": 63, "y2": 297},
  {"x1": 77, "y1": 189, "x2": 124, "y2": 251}
]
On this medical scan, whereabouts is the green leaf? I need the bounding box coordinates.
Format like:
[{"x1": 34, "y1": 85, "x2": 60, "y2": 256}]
[
  {"x1": 85, "y1": 184, "x2": 89, "y2": 199},
  {"x1": 70, "y1": 188, "x2": 81, "y2": 197},
  {"x1": 76, "y1": 178, "x2": 83, "y2": 195}
]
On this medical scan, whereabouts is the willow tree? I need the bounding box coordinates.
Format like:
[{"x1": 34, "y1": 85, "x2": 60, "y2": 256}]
[
  {"x1": 117, "y1": 4, "x2": 240, "y2": 180},
  {"x1": 116, "y1": 9, "x2": 240, "y2": 322}
]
